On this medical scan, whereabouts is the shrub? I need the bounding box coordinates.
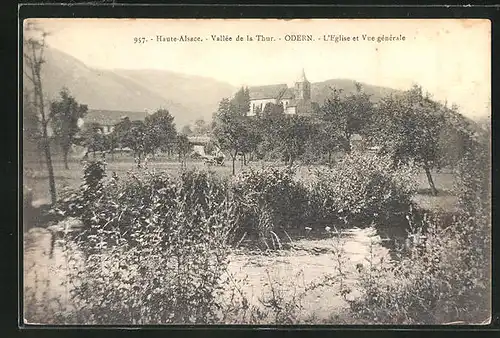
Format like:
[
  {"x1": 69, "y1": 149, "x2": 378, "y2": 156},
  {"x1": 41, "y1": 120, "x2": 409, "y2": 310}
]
[
  {"x1": 308, "y1": 151, "x2": 419, "y2": 229},
  {"x1": 346, "y1": 138, "x2": 491, "y2": 324},
  {"x1": 347, "y1": 210, "x2": 490, "y2": 324},
  {"x1": 39, "y1": 167, "x2": 238, "y2": 324},
  {"x1": 50, "y1": 160, "x2": 109, "y2": 227},
  {"x1": 231, "y1": 167, "x2": 311, "y2": 246}
]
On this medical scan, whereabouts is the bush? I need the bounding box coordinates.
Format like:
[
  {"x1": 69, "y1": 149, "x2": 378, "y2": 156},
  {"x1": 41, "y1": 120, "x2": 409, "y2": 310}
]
[
  {"x1": 347, "y1": 210, "x2": 490, "y2": 324},
  {"x1": 346, "y1": 138, "x2": 491, "y2": 324},
  {"x1": 50, "y1": 160, "x2": 109, "y2": 228},
  {"x1": 35, "y1": 167, "x2": 238, "y2": 324},
  {"x1": 308, "y1": 151, "x2": 418, "y2": 229},
  {"x1": 231, "y1": 167, "x2": 311, "y2": 246}
]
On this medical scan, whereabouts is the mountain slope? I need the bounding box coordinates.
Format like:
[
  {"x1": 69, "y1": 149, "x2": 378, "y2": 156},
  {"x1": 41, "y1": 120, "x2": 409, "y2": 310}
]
[
  {"x1": 22, "y1": 48, "x2": 236, "y2": 127},
  {"x1": 113, "y1": 69, "x2": 237, "y2": 124},
  {"x1": 311, "y1": 78, "x2": 401, "y2": 105}
]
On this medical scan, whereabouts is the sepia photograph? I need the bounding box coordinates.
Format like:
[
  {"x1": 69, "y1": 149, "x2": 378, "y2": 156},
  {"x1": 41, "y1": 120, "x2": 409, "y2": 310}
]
[{"x1": 21, "y1": 18, "x2": 491, "y2": 325}]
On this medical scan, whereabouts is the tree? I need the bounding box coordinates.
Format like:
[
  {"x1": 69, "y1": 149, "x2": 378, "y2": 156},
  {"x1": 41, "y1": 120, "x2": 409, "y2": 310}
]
[
  {"x1": 301, "y1": 118, "x2": 328, "y2": 164},
  {"x1": 176, "y1": 134, "x2": 192, "y2": 169},
  {"x1": 50, "y1": 88, "x2": 88, "y2": 169},
  {"x1": 239, "y1": 117, "x2": 262, "y2": 164},
  {"x1": 437, "y1": 104, "x2": 478, "y2": 169},
  {"x1": 193, "y1": 119, "x2": 211, "y2": 136},
  {"x1": 181, "y1": 124, "x2": 193, "y2": 136},
  {"x1": 371, "y1": 85, "x2": 446, "y2": 195},
  {"x1": 23, "y1": 22, "x2": 57, "y2": 204},
  {"x1": 257, "y1": 102, "x2": 285, "y2": 159},
  {"x1": 82, "y1": 122, "x2": 106, "y2": 158},
  {"x1": 118, "y1": 120, "x2": 147, "y2": 166},
  {"x1": 257, "y1": 103, "x2": 313, "y2": 166},
  {"x1": 314, "y1": 114, "x2": 342, "y2": 165},
  {"x1": 144, "y1": 108, "x2": 177, "y2": 156},
  {"x1": 278, "y1": 116, "x2": 314, "y2": 167},
  {"x1": 231, "y1": 86, "x2": 250, "y2": 117},
  {"x1": 262, "y1": 101, "x2": 284, "y2": 118},
  {"x1": 213, "y1": 98, "x2": 249, "y2": 175},
  {"x1": 320, "y1": 83, "x2": 374, "y2": 154},
  {"x1": 23, "y1": 89, "x2": 44, "y2": 168},
  {"x1": 112, "y1": 117, "x2": 132, "y2": 148}
]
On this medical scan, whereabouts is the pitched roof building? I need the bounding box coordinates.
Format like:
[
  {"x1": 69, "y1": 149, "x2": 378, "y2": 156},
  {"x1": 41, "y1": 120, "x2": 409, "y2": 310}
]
[
  {"x1": 79, "y1": 109, "x2": 148, "y2": 135},
  {"x1": 247, "y1": 69, "x2": 319, "y2": 117}
]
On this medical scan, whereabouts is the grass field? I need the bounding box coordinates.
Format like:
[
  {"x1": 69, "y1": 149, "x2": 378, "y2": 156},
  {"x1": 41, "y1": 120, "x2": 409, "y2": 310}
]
[{"x1": 23, "y1": 155, "x2": 459, "y2": 212}]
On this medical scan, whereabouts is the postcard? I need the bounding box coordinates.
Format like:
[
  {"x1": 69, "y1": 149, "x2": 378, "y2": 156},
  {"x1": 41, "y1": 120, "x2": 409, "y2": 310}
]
[{"x1": 22, "y1": 18, "x2": 491, "y2": 325}]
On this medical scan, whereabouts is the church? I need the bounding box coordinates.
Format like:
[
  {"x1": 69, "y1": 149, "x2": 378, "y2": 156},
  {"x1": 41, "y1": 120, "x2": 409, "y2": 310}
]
[{"x1": 247, "y1": 69, "x2": 319, "y2": 117}]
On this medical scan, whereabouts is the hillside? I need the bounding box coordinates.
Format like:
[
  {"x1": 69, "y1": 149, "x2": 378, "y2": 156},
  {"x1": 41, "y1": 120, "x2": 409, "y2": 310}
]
[
  {"x1": 311, "y1": 78, "x2": 400, "y2": 105},
  {"x1": 113, "y1": 69, "x2": 237, "y2": 125},
  {"x1": 22, "y1": 48, "x2": 237, "y2": 127}
]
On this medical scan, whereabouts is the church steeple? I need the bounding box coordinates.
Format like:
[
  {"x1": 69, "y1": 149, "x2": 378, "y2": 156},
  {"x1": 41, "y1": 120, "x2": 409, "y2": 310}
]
[
  {"x1": 298, "y1": 68, "x2": 308, "y2": 82},
  {"x1": 295, "y1": 68, "x2": 311, "y2": 100}
]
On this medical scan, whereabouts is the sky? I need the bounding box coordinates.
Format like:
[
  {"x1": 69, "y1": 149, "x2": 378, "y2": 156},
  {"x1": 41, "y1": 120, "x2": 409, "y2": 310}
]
[{"x1": 25, "y1": 18, "x2": 491, "y2": 120}]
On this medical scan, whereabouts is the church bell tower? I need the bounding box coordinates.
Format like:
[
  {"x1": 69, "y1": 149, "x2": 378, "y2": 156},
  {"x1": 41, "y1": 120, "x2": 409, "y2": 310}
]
[{"x1": 294, "y1": 68, "x2": 311, "y2": 100}]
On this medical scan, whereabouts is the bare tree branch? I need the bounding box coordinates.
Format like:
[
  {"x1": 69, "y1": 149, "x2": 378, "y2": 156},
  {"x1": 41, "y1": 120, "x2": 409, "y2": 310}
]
[{"x1": 23, "y1": 70, "x2": 35, "y2": 84}]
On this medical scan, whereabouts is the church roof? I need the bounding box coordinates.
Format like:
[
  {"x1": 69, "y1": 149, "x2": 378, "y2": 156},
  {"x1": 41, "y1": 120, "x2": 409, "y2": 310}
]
[{"x1": 249, "y1": 84, "x2": 294, "y2": 100}]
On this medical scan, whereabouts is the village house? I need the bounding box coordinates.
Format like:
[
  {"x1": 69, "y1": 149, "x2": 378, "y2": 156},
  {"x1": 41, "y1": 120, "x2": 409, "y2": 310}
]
[
  {"x1": 247, "y1": 69, "x2": 319, "y2": 117},
  {"x1": 78, "y1": 109, "x2": 149, "y2": 135}
]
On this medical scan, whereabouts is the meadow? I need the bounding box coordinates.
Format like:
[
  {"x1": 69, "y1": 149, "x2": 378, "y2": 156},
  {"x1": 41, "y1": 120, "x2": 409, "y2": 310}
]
[{"x1": 23, "y1": 154, "x2": 458, "y2": 211}]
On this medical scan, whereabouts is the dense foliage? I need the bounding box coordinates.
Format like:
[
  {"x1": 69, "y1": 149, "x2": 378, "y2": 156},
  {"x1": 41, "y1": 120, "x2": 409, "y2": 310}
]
[
  {"x1": 50, "y1": 88, "x2": 89, "y2": 169},
  {"x1": 39, "y1": 166, "x2": 237, "y2": 324},
  {"x1": 345, "y1": 134, "x2": 491, "y2": 324},
  {"x1": 231, "y1": 167, "x2": 311, "y2": 247},
  {"x1": 309, "y1": 151, "x2": 419, "y2": 229}
]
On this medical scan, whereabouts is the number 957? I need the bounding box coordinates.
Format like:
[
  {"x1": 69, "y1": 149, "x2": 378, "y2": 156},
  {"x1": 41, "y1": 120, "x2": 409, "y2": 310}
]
[{"x1": 134, "y1": 37, "x2": 146, "y2": 44}]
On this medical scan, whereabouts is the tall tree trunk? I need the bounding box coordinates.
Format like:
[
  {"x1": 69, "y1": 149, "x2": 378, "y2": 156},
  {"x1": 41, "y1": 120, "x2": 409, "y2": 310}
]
[
  {"x1": 63, "y1": 149, "x2": 69, "y2": 170},
  {"x1": 328, "y1": 150, "x2": 332, "y2": 167},
  {"x1": 27, "y1": 36, "x2": 57, "y2": 205},
  {"x1": 37, "y1": 141, "x2": 44, "y2": 170},
  {"x1": 232, "y1": 155, "x2": 236, "y2": 175},
  {"x1": 41, "y1": 123, "x2": 56, "y2": 204},
  {"x1": 424, "y1": 164, "x2": 438, "y2": 196},
  {"x1": 35, "y1": 75, "x2": 56, "y2": 204}
]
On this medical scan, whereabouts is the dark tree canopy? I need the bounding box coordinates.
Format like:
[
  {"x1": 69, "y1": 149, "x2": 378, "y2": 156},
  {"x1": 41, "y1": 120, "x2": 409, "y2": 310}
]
[
  {"x1": 144, "y1": 108, "x2": 177, "y2": 154},
  {"x1": 176, "y1": 134, "x2": 192, "y2": 166},
  {"x1": 213, "y1": 98, "x2": 251, "y2": 174},
  {"x1": 320, "y1": 83, "x2": 374, "y2": 153},
  {"x1": 82, "y1": 122, "x2": 106, "y2": 156},
  {"x1": 231, "y1": 86, "x2": 251, "y2": 117},
  {"x1": 371, "y1": 85, "x2": 447, "y2": 195},
  {"x1": 50, "y1": 87, "x2": 88, "y2": 169}
]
